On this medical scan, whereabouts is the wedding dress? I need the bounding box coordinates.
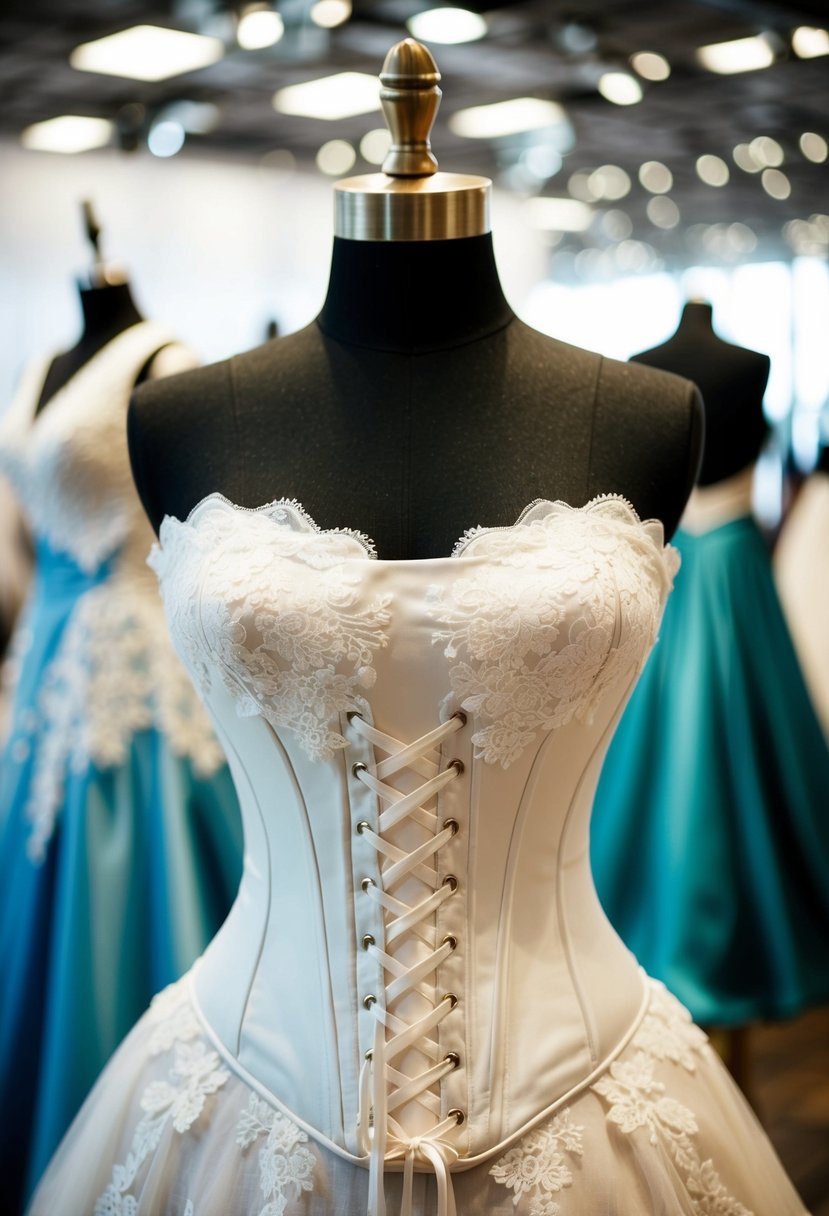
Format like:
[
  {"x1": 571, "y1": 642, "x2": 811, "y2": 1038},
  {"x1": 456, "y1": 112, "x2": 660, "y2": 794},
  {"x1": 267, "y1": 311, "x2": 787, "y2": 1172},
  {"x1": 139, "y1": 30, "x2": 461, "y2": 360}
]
[
  {"x1": 29, "y1": 492, "x2": 806, "y2": 1215},
  {"x1": 0, "y1": 324, "x2": 242, "y2": 1209},
  {"x1": 592, "y1": 469, "x2": 829, "y2": 1026}
]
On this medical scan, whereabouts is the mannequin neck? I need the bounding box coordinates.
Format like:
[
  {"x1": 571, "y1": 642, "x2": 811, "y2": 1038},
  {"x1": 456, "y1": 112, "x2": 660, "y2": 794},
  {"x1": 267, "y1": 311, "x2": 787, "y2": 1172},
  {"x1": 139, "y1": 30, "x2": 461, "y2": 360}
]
[
  {"x1": 78, "y1": 281, "x2": 143, "y2": 345},
  {"x1": 678, "y1": 301, "x2": 714, "y2": 333},
  {"x1": 316, "y1": 233, "x2": 514, "y2": 353}
]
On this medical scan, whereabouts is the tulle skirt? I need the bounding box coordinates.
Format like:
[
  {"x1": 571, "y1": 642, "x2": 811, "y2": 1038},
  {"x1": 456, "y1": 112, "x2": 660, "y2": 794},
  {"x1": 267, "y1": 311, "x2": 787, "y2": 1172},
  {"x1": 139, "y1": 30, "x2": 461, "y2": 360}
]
[
  {"x1": 0, "y1": 546, "x2": 242, "y2": 1212},
  {"x1": 28, "y1": 973, "x2": 806, "y2": 1215},
  {"x1": 591, "y1": 516, "x2": 829, "y2": 1026}
]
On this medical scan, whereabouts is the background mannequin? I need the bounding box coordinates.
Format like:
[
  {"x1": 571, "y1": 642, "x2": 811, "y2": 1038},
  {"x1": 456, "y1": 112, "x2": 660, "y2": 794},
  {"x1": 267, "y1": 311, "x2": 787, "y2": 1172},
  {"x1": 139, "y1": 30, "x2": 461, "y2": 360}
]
[{"x1": 632, "y1": 300, "x2": 770, "y2": 485}]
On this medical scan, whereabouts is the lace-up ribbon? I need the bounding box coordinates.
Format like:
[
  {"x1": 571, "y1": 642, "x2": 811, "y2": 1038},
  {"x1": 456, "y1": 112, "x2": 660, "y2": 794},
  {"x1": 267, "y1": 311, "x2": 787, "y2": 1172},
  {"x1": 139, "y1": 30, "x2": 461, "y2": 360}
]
[{"x1": 350, "y1": 711, "x2": 466, "y2": 1216}]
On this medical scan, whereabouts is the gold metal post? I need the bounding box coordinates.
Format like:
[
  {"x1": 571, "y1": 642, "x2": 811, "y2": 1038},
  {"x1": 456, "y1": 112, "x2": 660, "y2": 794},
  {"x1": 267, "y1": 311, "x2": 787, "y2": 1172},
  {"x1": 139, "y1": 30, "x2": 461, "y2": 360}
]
[{"x1": 334, "y1": 38, "x2": 491, "y2": 241}]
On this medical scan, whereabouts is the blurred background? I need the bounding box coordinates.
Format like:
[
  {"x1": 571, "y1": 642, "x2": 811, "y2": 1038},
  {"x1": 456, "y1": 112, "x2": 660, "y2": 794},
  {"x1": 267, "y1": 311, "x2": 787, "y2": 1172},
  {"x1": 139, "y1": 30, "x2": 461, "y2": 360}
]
[
  {"x1": 1, "y1": 0, "x2": 828, "y2": 522},
  {"x1": 1, "y1": 1, "x2": 828, "y2": 1208}
]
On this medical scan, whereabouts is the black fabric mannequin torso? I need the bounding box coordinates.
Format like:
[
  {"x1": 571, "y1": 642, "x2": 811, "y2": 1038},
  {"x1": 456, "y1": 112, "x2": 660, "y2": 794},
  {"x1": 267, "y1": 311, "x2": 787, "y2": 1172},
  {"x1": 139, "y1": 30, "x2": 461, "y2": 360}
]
[
  {"x1": 128, "y1": 234, "x2": 703, "y2": 556},
  {"x1": 631, "y1": 301, "x2": 770, "y2": 486},
  {"x1": 36, "y1": 282, "x2": 150, "y2": 414}
]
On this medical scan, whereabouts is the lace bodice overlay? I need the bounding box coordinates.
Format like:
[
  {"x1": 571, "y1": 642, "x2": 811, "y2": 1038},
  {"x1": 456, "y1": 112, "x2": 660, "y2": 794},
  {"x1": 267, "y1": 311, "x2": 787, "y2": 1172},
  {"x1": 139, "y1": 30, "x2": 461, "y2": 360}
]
[
  {"x1": 147, "y1": 489, "x2": 679, "y2": 1204},
  {"x1": 0, "y1": 327, "x2": 226, "y2": 859}
]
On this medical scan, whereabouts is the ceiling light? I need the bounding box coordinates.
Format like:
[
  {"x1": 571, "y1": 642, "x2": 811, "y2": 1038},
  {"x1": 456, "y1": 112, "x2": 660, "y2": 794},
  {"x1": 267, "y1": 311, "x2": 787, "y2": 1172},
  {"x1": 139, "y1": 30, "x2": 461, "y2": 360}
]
[
  {"x1": 524, "y1": 198, "x2": 593, "y2": 232},
  {"x1": 638, "y1": 160, "x2": 673, "y2": 193},
  {"x1": 792, "y1": 26, "x2": 829, "y2": 58},
  {"x1": 601, "y1": 209, "x2": 632, "y2": 241},
  {"x1": 148, "y1": 119, "x2": 185, "y2": 158},
  {"x1": 520, "y1": 144, "x2": 562, "y2": 180},
  {"x1": 800, "y1": 131, "x2": 828, "y2": 163},
  {"x1": 407, "y1": 7, "x2": 487, "y2": 45},
  {"x1": 359, "y1": 127, "x2": 391, "y2": 164},
  {"x1": 695, "y1": 34, "x2": 775, "y2": 74},
  {"x1": 732, "y1": 143, "x2": 762, "y2": 172},
  {"x1": 449, "y1": 98, "x2": 566, "y2": 139},
  {"x1": 728, "y1": 222, "x2": 757, "y2": 253},
  {"x1": 237, "y1": 8, "x2": 284, "y2": 50},
  {"x1": 749, "y1": 135, "x2": 783, "y2": 167},
  {"x1": 316, "y1": 139, "x2": 356, "y2": 175},
  {"x1": 274, "y1": 72, "x2": 379, "y2": 120},
  {"x1": 588, "y1": 164, "x2": 631, "y2": 201},
  {"x1": 567, "y1": 170, "x2": 595, "y2": 202},
  {"x1": 310, "y1": 0, "x2": 352, "y2": 29},
  {"x1": 696, "y1": 154, "x2": 729, "y2": 186},
  {"x1": 761, "y1": 168, "x2": 791, "y2": 199},
  {"x1": 646, "y1": 195, "x2": 680, "y2": 229},
  {"x1": 20, "y1": 115, "x2": 114, "y2": 154},
  {"x1": 630, "y1": 51, "x2": 670, "y2": 81},
  {"x1": 597, "y1": 72, "x2": 643, "y2": 106},
  {"x1": 70, "y1": 25, "x2": 224, "y2": 82}
]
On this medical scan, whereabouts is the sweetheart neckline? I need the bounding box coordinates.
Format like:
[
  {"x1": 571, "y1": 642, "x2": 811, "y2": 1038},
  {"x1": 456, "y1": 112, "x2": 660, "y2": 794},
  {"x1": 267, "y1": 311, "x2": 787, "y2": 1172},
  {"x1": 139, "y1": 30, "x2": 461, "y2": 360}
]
[{"x1": 160, "y1": 490, "x2": 673, "y2": 567}]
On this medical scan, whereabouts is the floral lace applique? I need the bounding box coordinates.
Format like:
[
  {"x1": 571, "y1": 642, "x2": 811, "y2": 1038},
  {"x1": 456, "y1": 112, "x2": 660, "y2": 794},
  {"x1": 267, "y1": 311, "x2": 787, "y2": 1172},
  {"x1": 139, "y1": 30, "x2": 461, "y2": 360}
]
[
  {"x1": 13, "y1": 576, "x2": 225, "y2": 863},
  {"x1": 430, "y1": 499, "x2": 676, "y2": 767},
  {"x1": 236, "y1": 1093, "x2": 317, "y2": 1216},
  {"x1": 489, "y1": 1110, "x2": 584, "y2": 1214},
  {"x1": 490, "y1": 982, "x2": 751, "y2": 1216},
  {"x1": 152, "y1": 499, "x2": 391, "y2": 763},
  {"x1": 94, "y1": 981, "x2": 229, "y2": 1216}
]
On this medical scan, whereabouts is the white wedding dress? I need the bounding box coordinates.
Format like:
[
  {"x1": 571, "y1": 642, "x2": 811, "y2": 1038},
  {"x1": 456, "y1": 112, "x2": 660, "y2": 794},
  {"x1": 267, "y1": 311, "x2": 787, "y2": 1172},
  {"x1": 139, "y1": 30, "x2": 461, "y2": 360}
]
[{"x1": 30, "y1": 493, "x2": 806, "y2": 1216}]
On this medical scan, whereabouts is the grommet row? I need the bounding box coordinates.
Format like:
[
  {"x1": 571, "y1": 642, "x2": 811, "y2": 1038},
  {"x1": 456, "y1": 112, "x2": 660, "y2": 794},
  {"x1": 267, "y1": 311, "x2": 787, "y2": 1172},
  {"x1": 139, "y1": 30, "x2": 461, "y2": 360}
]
[
  {"x1": 447, "y1": 758, "x2": 464, "y2": 775},
  {"x1": 451, "y1": 710, "x2": 468, "y2": 727},
  {"x1": 444, "y1": 1051, "x2": 461, "y2": 1070},
  {"x1": 448, "y1": 1108, "x2": 465, "y2": 1125},
  {"x1": 442, "y1": 992, "x2": 458, "y2": 1009},
  {"x1": 442, "y1": 874, "x2": 458, "y2": 892},
  {"x1": 442, "y1": 934, "x2": 457, "y2": 950},
  {"x1": 352, "y1": 762, "x2": 367, "y2": 777}
]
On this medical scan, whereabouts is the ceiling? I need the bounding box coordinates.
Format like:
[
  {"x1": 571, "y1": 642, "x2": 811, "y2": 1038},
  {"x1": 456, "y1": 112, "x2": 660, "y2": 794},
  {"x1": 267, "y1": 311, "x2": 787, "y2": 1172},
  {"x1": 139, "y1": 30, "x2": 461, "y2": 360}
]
[{"x1": 2, "y1": 0, "x2": 828, "y2": 267}]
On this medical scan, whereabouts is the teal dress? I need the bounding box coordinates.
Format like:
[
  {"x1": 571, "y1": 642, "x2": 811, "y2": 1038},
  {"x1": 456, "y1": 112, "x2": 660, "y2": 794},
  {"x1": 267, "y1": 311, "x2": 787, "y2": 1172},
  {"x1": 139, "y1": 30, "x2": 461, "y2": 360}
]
[
  {"x1": 591, "y1": 477, "x2": 829, "y2": 1026},
  {"x1": 0, "y1": 328, "x2": 242, "y2": 1212}
]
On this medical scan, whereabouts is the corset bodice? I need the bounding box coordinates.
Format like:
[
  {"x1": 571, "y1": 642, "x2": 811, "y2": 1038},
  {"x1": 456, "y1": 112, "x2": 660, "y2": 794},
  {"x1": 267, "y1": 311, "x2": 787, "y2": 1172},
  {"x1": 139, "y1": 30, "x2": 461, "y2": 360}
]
[{"x1": 148, "y1": 492, "x2": 678, "y2": 1198}]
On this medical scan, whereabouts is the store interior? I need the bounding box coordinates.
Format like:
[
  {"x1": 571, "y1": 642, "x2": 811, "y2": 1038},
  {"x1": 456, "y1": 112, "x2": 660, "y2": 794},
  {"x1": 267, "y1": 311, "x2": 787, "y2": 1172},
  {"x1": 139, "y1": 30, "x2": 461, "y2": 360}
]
[{"x1": 1, "y1": 1, "x2": 828, "y2": 1213}]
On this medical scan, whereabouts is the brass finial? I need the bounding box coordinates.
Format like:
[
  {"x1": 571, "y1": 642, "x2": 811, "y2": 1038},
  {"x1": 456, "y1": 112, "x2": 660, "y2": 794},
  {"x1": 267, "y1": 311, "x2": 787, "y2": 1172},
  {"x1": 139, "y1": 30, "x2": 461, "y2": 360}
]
[
  {"x1": 379, "y1": 38, "x2": 441, "y2": 177},
  {"x1": 332, "y1": 37, "x2": 490, "y2": 241}
]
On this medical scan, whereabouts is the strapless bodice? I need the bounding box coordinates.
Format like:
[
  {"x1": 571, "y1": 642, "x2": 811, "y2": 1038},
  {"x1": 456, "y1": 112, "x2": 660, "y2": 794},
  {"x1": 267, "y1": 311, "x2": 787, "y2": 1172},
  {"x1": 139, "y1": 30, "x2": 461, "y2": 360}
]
[{"x1": 148, "y1": 493, "x2": 678, "y2": 1192}]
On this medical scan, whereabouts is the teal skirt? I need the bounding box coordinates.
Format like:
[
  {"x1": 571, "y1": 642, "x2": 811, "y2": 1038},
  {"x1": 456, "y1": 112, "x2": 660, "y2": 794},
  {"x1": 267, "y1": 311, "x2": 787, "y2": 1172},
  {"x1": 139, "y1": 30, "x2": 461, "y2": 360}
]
[
  {"x1": 591, "y1": 516, "x2": 829, "y2": 1026},
  {"x1": 0, "y1": 544, "x2": 242, "y2": 1211}
]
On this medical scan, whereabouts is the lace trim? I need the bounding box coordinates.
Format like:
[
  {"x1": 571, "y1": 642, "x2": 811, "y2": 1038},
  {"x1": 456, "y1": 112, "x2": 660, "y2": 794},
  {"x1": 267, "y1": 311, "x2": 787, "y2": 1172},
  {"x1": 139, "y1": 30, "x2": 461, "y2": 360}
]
[
  {"x1": 8, "y1": 576, "x2": 226, "y2": 863},
  {"x1": 94, "y1": 981, "x2": 231, "y2": 1216},
  {"x1": 94, "y1": 980, "x2": 317, "y2": 1216},
  {"x1": 150, "y1": 494, "x2": 677, "y2": 767},
  {"x1": 150, "y1": 500, "x2": 392, "y2": 762},
  {"x1": 429, "y1": 501, "x2": 677, "y2": 767},
  {"x1": 489, "y1": 982, "x2": 752, "y2": 1216}
]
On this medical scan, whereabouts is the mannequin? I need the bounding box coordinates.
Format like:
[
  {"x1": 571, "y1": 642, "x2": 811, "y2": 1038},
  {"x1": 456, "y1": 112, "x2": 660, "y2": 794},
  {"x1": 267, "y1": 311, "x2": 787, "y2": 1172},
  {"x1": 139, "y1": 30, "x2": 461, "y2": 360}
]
[
  {"x1": 129, "y1": 44, "x2": 702, "y2": 555},
  {"x1": 632, "y1": 300, "x2": 770, "y2": 486},
  {"x1": 37, "y1": 204, "x2": 166, "y2": 415}
]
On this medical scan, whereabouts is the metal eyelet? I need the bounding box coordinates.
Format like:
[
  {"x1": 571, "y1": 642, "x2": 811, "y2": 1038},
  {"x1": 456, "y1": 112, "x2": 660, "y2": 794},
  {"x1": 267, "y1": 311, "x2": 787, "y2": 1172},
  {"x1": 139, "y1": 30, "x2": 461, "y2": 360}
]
[
  {"x1": 443, "y1": 818, "x2": 459, "y2": 837},
  {"x1": 452, "y1": 710, "x2": 468, "y2": 727},
  {"x1": 448, "y1": 1108, "x2": 465, "y2": 1125},
  {"x1": 356, "y1": 820, "x2": 370, "y2": 835},
  {"x1": 442, "y1": 992, "x2": 458, "y2": 1009},
  {"x1": 444, "y1": 1052, "x2": 461, "y2": 1070},
  {"x1": 442, "y1": 874, "x2": 458, "y2": 892},
  {"x1": 363, "y1": 994, "x2": 376, "y2": 1009},
  {"x1": 447, "y1": 758, "x2": 464, "y2": 776},
  {"x1": 347, "y1": 711, "x2": 363, "y2": 723},
  {"x1": 352, "y1": 762, "x2": 367, "y2": 777},
  {"x1": 365, "y1": 1048, "x2": 373, "y2": 1061},
  {"x1": 442, "y1": 934, "x2": 457, "y2": 951},
  {"x1": 362, "y1": 934, "x2": 375, "y2": 950},
  {"x1": 361, "y1": 877, "x2": 375, "y2": 892}
]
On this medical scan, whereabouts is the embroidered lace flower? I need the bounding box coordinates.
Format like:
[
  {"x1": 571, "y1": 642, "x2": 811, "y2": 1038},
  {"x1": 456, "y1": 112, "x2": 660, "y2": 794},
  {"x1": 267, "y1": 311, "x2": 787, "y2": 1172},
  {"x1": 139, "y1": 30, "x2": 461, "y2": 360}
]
[
  {"x1": 490, "y1": 982, "x2": 751, "y2": 1216},
  {"x1": 236, "y1": 1093, "x2": 317, "y2": 1216},
  {"x1": 430, "y1": 499, "x2": 676, "y2": 767},
  {"x1": 13, "y1": 576, "x2": 225, "y2": 863},
  {"x1": 151, "y1": 498, "x2": 391, "y2": 762},
  {"x1": 94, "y1": 981, "x2": 229, "y2": 1216}
]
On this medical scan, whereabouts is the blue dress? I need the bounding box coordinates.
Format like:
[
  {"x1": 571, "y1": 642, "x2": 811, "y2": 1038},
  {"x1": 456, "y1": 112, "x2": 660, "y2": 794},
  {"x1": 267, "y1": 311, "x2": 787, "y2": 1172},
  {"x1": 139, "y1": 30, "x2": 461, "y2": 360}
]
[
  {"x1": 0, "y1": 326, "x2": 242, "y2": 1211},
  {"x1": 591, "y1": 470, "x2": 829, "y2": 1026}
]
